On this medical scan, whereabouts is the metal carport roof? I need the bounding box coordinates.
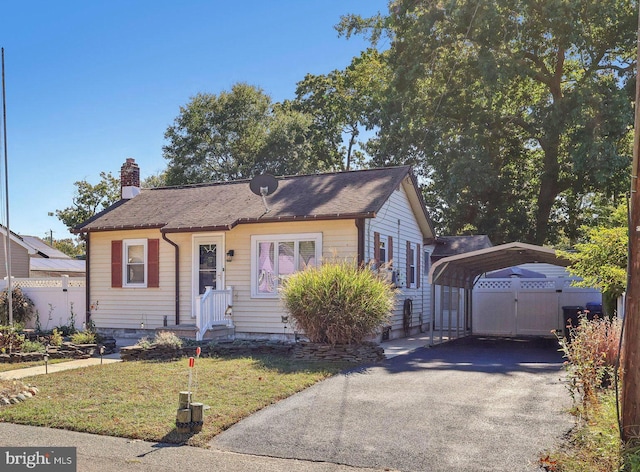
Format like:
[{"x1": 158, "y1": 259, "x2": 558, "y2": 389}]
[{"x1": 428, "y1": 242, "x2": 571, "y2": 289}]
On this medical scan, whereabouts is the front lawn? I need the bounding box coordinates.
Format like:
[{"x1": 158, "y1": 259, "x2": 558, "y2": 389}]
[{"x1": 0, "y1": 355, "x2": 345, "y2": 447}]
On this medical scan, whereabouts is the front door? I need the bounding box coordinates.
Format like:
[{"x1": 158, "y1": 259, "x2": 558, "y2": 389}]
[{"x1": 193, "y1": 236, "x2": 224, "y2": 313}]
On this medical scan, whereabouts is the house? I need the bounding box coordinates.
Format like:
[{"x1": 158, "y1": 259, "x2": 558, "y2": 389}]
[
  {"x1": 0, "y1": 227, "x2": 37, "y2": 278},
  {"x1": 22, "y1": 235, "x2": 86, "y2": 277},
  {"x1": 74, "y1": 158, "x2": 437, "y2": 341}
]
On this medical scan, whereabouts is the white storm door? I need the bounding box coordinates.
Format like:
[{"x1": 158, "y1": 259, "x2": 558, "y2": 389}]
[{"x1": 192, "y1": 236, "x2": 224, "y2": 313}]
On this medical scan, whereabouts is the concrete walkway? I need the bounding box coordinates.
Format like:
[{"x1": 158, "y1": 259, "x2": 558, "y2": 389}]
[{"x1": 0, "y1": 355, "x2": 122, "y2": 380}]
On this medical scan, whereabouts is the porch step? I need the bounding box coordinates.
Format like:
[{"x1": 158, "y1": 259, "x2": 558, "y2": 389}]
[{"x1": 156, "y1": 324, "x2": 234, "y2": 341}]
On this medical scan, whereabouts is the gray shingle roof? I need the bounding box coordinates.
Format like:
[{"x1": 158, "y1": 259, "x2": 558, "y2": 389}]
[{"x1": 75, "y1": 166, "x2": 426, "y2": 234}]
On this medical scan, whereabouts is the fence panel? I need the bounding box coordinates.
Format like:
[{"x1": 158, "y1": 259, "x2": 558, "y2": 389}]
[{"x1": 1, "y1": 277, "x2": 86, "y2": 331}]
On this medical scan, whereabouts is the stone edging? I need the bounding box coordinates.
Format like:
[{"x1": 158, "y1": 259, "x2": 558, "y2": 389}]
[
  {"x1": 0, "y1": 385, "x2": 39, "y2": 407},
  {"x1": 121, "y1": 340, "x2": 386, "y2": 364}
]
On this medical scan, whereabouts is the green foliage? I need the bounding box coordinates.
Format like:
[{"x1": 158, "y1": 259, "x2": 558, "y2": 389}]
[
  {"x1": 70, "y1": 331, "x2": 96, "y2": 344},
  {"x1": 556, "y1": 315, "x2": 621, "y2": 414},
  {"x1": 56, "y1": 171, "x2": 120, "y2": 231},
  {"x1": 49, "y1": 329, "x2": 63, "y2": 347},
  {"x1": 558, "y1": 224, "x2": 627, "y2": 316},
  {"x1": 293, "y1": 49, "x2": 389, "y2": 171},
  {"x1": 0, "y1": 325, "x2": 24, "y2": 353},
  {"x1": 543, "y1": 390, "x2": 623, "y2": 472},
  {"x1": 52, "y1": 238, "x2": 85, "y2": 258},
  {"x1": 163, "y1": 83, "x2": 318, "y2": 185},
  {"x1": 341, "y1": 0, "x2": 635, "y2": 244},
  {"x1": 280, "y1": 260, "x2": 396, "y2": 345},
  {"x1": 0, "y1": 288, "x2": 35, "y2": 325},
  {"x1": 21, "y1": 339, "x2": 46, "y2": 353}
]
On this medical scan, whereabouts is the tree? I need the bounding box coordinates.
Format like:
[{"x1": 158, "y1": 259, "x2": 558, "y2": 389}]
[
  {"x1": 340, "y1": 0, "x2": 635, "y2": 244},
  {"x1": 52, "y1": 238, "x2": 85, "y2": 259},
  {"x1": 56, "y1": 171, "x2": 120, "y2": 231},
  {"x1": 558, "y1": 225, "x2": 627, "y2": 316},
  {"x1": 294, "y1": 49, "x2": 389, "y2": 170},
  {"x1": 142, "y1": 171, "x2": 167, "y2": 189},
  {"x1": 163, "y1": 83, "x2": 318, "y2": 185}
]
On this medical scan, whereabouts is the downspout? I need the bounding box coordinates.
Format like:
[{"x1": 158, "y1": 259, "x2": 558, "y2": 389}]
[
  {"x1": 84, "y1": 233, "x2": 90, "y2": 327},
  {"x1": 355, "y1": 218, "x2": 365, "y2": 265},
  {"x1": 162, "y1": 232, "x2": 180, "y2": 325}
]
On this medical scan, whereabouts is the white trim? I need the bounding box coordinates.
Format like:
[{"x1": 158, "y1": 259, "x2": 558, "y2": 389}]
[
  {"x1": 191, "y1": 233, "x2": 225, "y2": 317},
  {"x1": 123, "y1": 239, "x2": 147, "y2": 288},
  {"x1": 250, "y1": 232, "x2": 322, "y2": 298}
]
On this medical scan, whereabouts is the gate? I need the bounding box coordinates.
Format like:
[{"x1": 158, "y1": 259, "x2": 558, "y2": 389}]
[{"x1": 473, "y1": 278, "x2": 601, "y2": 336}]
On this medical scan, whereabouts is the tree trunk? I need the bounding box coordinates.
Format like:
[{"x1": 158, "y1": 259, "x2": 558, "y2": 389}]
[{"x1": 533, "y1": 138, "x2": 561, "y2": 245}]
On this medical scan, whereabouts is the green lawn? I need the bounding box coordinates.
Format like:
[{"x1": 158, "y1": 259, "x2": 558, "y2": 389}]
[{"x1": 0, "y1": 355, "x2": 345, "y2": 447}]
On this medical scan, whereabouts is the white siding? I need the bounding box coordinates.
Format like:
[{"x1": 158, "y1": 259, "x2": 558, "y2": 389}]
[
  {"x1": 365, "y1": 181, "x2": 431, "y2": 338},
  {"x1": 225, "y1": 220, "x2": 357, "y2": 336},
  {"x1": 89, "y1": 229, "x2": 181, "y2": 330}
]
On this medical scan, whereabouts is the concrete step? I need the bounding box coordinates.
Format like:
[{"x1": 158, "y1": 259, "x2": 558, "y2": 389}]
[{"x1": 156, "y1": 325, "x2": 234, "y2": 341}]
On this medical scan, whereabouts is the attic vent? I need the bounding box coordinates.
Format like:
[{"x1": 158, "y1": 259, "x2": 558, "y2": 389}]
[{"x1": 249, "y1": 174, "x2": 278, "y2": 213}]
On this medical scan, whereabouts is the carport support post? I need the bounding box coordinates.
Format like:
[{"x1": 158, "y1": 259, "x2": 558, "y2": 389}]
[{"x1": 622, "y1": 3, "x2": 640, "y2": 442}]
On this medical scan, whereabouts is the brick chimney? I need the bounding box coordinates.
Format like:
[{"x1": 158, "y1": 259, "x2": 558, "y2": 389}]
[{"x1": 121, "y1": 158, "x2": 140, "y2": 199}]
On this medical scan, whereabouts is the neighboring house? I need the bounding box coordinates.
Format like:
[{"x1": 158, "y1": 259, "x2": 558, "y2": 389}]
[
  {"x1": 74, "y1": 159, "x2": 437, "y2": 341},
  {"x1": 0, "y1": 227, "x2": 37, "y2": 278},
  {"x1": 22, "y1": 235, "x2": 86, "y2": 277}
]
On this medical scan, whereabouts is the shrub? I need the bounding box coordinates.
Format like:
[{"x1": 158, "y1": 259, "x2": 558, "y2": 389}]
[
  {"x1": 557, "y1": 314, "x2": 622, "y2": 413},
  {"x1": 0, "y1": 325, "x2": 24, "y2": 353},
  {"x1": 153, "y1": 331, "x2": 183, "y2": 348},
  {"x1": 71, "y1": 331, "x2": 96, "y2": 344},
  {"x1": 280, "y1": 260, "x2": 396, "y2": 345},
  {"x1": 49, "y1": 329, "x2": 63, "y2": 347},
  {"x1": 21, "y1": 339, "x2": 45, "y2": 353},
  {"x1": 0, "y1": 287, "x2": 35, "y2": 325}
]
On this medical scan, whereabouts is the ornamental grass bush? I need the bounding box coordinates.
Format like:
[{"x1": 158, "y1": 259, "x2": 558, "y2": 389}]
[{"x1": 280, "y1": 260, "x2": 397, "y2": 345}]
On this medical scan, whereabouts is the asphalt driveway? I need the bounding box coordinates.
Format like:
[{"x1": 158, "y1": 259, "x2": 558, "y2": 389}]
[{"x1": 210, "y1": 337, "x2": 574, "y2": 472}]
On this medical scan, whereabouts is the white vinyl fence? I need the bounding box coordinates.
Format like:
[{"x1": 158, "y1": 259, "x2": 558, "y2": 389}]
[
  {"x1": 472, "y1": 277, "x2": 601, "y2": 336},
  {"x1": 2, "y1": 276, "x2": 86, "y2": 331}
]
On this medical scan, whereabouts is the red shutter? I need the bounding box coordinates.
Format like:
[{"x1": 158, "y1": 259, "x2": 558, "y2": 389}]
[
  {"x1": 416, "y1": 244, "x2": 421, "y2": 288},
  {"x1": 148, "y1": 239, "x2": 160, "y2": 288},
  {"x1": 111, "y1": 240, "x2": 122, "y2": 288},
  {"x1": 374, "y1": 232, "x2": 380, "y2": 264},
  {"x1": 406, "y1": 240, "x2": 411, "y2": 287},
  {"x1": 388, "y1": 236, "x2": 393, "y2": 267}
]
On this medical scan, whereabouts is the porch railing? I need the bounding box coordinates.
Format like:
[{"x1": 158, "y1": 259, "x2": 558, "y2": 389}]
[{"x1": 195, "y1": 286, "x2": 233, "y2": 341}]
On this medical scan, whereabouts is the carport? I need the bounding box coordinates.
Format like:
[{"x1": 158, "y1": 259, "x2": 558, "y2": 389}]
[{"x1": 427, "y1": 242, "x2": 573, "y2": 345}]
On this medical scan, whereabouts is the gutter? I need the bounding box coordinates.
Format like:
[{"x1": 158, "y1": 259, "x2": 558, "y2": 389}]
[
  {"x1": 161, "y1": 232, "x2": 180, "y2": 325},
  {"x1": 84, "y1": 234, "x2": 91, "y2": 327}
]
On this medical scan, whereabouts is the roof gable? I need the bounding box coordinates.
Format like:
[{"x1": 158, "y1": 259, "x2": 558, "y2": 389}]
[{"x1": 75, "y1": 166, "x2": 434, "y2": 236}]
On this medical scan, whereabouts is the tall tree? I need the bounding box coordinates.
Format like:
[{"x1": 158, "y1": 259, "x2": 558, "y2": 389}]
[
  {"x1": 340, "y1": 0, "x2": 635, "y2": 244},
  {"x1": 163, "y1": 83, "x2": 317, "y2": 185},
  {"x1": 56, "y1": 171, "x2": 120, "y2": 231},
  {"x1": 294, "y1": 49, "x2": 389, "y2": 170}
]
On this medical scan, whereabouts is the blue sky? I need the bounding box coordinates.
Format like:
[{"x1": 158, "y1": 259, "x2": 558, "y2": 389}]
[{"x1": 0, "y1": 0, "x2": 388, "y2": 241}]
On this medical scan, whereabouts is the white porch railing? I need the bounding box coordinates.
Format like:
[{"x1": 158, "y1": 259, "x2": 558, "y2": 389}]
[{"x1": 195, "y1": 286, "x2": 233, "y2": 341}]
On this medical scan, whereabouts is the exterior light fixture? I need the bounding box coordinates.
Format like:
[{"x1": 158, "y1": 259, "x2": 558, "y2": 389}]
[{"x1": 226, "y1": 250, "x2": 235, "y2": 262}]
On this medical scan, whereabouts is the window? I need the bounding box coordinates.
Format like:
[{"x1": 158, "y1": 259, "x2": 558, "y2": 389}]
[
  {"x1": 251, "y1": 233, "x2": 322, "y2": 297},
  {"x1": 124, "y1": 239, "x2": 147, "y2": 287},
  {"x1": 405, "y1": 241, "x2": 421, "y2": 289},
  {"x1": 111, "y1": 239, "x2": 160, "y2": 288}
]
